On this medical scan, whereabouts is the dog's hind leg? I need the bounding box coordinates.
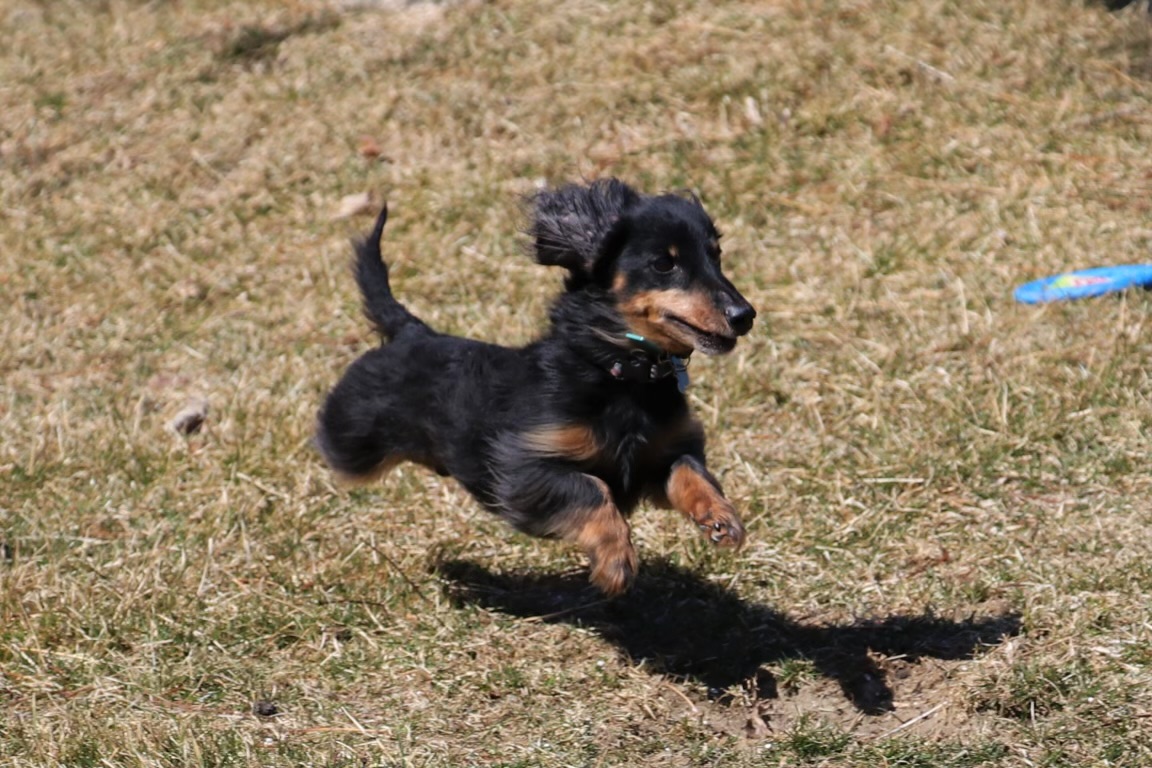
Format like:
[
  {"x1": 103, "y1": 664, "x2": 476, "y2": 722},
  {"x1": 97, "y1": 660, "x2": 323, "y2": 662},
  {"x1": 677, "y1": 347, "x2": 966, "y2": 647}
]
[
  {"x1": 549, "y1": 476, "x2": 637, "y2": 597},
  {"x1": 498, "y1": 470, "x2": 637, "y2": 596}
]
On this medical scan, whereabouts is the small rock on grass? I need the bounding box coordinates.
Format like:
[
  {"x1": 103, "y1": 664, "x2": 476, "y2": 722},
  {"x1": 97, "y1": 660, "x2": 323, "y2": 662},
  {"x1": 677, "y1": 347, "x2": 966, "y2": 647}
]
[
  {"x1": 252, "y1": 700, "x2": 280, "y2": 718},
  {"x1": 167, "y1": 397, "x2": 210, "y2": 436}
]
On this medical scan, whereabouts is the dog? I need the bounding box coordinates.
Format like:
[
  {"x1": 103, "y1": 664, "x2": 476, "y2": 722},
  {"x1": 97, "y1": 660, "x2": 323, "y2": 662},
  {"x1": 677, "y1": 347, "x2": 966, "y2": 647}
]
[{"x1": 316, "y1": 179, "x2": 756, "y2": 595}]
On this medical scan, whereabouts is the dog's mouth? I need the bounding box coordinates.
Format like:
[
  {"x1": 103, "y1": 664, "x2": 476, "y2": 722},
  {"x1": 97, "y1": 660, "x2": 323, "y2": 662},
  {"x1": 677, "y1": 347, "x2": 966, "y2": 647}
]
[{"x1": 664, "y1": 314, "x2": 737, "y2": 356}]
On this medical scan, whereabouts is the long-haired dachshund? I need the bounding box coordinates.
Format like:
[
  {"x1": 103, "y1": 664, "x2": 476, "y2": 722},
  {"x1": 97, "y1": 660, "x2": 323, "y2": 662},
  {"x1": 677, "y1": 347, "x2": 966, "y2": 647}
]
[{"x1": 317, "y1": 179, "x2": 756, "y2": 595}]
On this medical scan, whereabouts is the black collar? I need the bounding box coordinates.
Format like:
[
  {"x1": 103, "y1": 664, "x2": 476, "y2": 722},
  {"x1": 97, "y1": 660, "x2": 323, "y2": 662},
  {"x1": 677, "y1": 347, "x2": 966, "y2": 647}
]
[{"x1": 607, "y1": 334, "x2": 690, "y2": 391}]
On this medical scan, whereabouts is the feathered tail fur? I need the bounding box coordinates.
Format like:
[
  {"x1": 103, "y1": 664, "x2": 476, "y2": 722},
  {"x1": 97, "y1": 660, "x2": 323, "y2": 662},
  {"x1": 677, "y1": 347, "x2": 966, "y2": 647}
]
[{"x1": 355, "y1": 205, "x2": 426, "y2": 340}]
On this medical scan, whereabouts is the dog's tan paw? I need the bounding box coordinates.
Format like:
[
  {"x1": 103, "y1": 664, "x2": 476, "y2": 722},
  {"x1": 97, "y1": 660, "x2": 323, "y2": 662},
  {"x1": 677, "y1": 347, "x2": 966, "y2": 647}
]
[
  {"x1": 588, "y1": 541, "x2": 638, "y2": 597},
  {"x1": 695, "y1": 501, "x2": 745, "y2": 548}
]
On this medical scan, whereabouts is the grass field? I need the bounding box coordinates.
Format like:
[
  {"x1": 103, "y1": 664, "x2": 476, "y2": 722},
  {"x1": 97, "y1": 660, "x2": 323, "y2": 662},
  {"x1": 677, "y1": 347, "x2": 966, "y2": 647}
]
[{"x1": 5, "y1": 0, "x2": 1152, "y2": 765}]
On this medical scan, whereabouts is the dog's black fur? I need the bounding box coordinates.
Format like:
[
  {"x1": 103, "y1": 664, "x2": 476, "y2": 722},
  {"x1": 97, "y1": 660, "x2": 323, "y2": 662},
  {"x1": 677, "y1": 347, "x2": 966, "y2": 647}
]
[{"x1": 316, "y1": 179, "x2": 756, "y2": 595}]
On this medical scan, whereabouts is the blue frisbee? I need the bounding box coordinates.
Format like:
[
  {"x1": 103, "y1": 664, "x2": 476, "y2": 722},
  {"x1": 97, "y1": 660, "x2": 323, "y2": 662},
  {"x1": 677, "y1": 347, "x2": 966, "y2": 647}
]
[{"x1": 1014, "y1": 265, "x2": 1152, "y2": 304}]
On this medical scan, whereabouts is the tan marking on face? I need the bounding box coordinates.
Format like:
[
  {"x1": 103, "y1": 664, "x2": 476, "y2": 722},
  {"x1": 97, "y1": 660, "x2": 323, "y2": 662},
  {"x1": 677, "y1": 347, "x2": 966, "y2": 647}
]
[
  {"x1": 668, "y1": 244, "x2": 679, "y2": 258},
  {"x1": 520, "y1": 424, "x2": 600, "y2": 462},
  {"x1": 617, "y1": 288, "x2": 730, "y2": 355},
  {"x1": 545, "y1": 475, "x2": 637, "y2": 596},
  {"x1": 612, "y1": 271, "x2": 628, "y2": 294}
]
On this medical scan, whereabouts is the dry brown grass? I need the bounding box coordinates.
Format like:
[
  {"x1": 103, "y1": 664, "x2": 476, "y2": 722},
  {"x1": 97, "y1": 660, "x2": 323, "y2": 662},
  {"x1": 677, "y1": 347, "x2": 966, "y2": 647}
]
[{"x1": 5, "y1": 0, "x2": 1152, "y2": 765}]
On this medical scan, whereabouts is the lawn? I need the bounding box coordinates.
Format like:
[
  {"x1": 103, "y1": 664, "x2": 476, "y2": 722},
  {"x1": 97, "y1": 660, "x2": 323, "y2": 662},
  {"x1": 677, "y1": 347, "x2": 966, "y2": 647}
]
[{"x1": 4, "y1": 0, "x2": 1152, "y2": 765}]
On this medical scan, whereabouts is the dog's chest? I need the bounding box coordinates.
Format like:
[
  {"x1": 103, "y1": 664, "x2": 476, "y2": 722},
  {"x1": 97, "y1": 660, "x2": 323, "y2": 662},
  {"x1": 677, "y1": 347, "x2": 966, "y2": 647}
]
[
  {"x1": 595, "y1": 399, "x2": 661, "y2": 461},
  {"x1": 546, "y1": 391, "x2": 694, "y2": 495}
]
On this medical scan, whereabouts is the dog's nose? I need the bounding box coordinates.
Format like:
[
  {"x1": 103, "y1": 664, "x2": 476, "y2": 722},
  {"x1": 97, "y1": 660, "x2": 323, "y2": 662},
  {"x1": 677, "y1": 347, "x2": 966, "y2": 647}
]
[{"x1": 725, "y1": 301, "x2": 756, "y2": 336}]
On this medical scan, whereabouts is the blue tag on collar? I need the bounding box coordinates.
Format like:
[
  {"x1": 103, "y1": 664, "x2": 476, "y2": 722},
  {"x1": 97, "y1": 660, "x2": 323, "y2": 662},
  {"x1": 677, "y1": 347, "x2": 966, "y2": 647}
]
[{"x1": 672, "y1": 356, "x2": 690, "y2": 392}]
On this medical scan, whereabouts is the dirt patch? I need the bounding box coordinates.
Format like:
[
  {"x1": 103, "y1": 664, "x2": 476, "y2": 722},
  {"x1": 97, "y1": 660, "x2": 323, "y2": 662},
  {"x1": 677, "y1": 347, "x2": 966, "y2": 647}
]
[{"x1": 696, "y1": 654, "x2": 1005, "y2": 743}]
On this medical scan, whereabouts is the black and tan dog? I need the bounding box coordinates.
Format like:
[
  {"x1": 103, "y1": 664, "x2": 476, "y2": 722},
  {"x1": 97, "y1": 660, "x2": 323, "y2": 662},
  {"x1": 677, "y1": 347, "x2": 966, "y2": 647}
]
[{"x1": 316, "y1": 179, "x2": 756, "y2": 595}]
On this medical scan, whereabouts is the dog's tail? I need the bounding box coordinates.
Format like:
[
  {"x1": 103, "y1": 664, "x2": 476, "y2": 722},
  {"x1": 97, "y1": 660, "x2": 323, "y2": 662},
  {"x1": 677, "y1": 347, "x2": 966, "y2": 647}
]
[{"x1": 355, "y1": 205, "x2": 427, "y2": 341}]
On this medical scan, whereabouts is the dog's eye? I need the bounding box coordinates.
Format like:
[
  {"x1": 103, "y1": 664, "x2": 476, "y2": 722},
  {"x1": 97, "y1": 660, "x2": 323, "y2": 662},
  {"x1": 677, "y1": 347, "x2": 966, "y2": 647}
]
[
  {"x1": 652, "y1": 247, "x2": 677, "y2": 274},
  {"x1": 651, "y1": 254, "x2": 676, "y2": 273}
]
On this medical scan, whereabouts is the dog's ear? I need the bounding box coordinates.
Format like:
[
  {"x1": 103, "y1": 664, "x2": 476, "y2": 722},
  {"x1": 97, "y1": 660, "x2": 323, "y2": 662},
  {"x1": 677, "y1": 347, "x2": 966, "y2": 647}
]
[{"x1": 527, "y1": 179, "x2": 639, "y2": 280}]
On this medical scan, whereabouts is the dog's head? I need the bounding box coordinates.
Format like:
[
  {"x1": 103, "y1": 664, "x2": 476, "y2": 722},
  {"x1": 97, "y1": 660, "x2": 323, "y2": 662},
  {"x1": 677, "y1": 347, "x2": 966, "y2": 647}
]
[{"x1": 530, "y1": 179, "x2": 756, "y2": 357}]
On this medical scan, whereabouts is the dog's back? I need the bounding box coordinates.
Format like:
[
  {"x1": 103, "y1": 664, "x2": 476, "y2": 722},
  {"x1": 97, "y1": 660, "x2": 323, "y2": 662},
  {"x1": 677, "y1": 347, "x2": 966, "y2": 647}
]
[
  {"x1": 319, "y1": 217, "x2": 536, "y2": 489},
  {"x1": 316, "y1": 325, "x2": 528, "y2": 487}
]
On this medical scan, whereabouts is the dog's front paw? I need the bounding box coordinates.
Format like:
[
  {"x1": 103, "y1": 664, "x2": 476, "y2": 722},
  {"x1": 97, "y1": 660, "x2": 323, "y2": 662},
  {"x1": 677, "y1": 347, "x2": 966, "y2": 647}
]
[
  {"x1": 695, "y1": 500, "x2": 745, "y2": 548},
  {"x1": 588, "y1": 540, "x2": 638, "y2": 597}
]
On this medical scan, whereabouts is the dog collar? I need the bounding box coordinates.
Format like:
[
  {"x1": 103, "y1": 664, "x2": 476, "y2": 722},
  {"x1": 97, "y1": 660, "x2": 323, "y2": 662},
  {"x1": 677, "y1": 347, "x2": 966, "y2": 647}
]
[{"x1": 607, "y1": 333, "x2": 690, "y2": 392}]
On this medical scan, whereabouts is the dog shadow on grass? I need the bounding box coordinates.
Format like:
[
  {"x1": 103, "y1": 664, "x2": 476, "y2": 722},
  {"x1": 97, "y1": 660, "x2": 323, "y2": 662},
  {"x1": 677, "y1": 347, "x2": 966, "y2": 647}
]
[{"x1": 434, "y1": 557, "x2": 1021, "y2": 714}]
